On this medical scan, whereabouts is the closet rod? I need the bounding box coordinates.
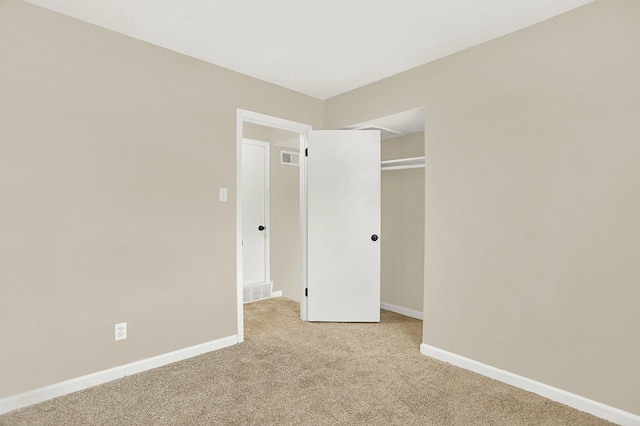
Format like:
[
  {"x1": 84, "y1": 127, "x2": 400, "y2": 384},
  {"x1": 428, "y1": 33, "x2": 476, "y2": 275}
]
[{"x1": 381, "y1": 156, "x2": 425, "y2": 171}]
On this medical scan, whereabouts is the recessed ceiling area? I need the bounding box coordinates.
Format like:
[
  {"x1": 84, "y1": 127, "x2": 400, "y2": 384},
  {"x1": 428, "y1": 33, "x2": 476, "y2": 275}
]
[
  {"x1": 341, "y1": 108, "x2": 425, "y2": 140},
  {"x1": 23, "y1": 0, "x2": 594, "y2": 99},
  {"x1": 270, "y1": 108, "x2": 424, "y2": 149}
]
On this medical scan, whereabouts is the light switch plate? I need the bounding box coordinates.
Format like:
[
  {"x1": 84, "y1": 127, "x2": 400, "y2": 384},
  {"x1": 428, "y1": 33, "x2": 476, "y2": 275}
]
[{"x1": 219, "y1": 188, "x2": 228, "y2": 202}]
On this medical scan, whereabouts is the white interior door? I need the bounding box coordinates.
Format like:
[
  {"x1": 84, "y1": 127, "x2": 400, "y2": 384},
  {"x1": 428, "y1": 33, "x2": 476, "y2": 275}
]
[
  {"x1": 306, "y1": 130, "x2": 380, "y2": 322},
  {"x1": 242, "y1": 139, "x2": 270, "y2": 285}
]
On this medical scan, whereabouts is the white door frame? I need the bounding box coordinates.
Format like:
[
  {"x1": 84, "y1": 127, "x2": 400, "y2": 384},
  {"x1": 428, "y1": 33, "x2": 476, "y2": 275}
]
[
  {"x1": 241, "y1": 138, "x2": 271, "y2": 286},
  {"x1": 236, "y1": 109, "x2": 311, "y2": 343}
]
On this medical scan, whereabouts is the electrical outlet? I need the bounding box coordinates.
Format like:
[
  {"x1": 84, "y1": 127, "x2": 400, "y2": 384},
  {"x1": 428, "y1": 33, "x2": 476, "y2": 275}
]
[{"x1": 115, "y1": 322, "x2": 127, "y2": 341}]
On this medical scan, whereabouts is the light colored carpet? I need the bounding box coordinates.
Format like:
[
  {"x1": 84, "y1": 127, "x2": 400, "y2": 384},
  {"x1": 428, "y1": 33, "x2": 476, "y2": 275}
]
[{"x1": 1, "y1": 298, "x2": 613, "y2": 425}]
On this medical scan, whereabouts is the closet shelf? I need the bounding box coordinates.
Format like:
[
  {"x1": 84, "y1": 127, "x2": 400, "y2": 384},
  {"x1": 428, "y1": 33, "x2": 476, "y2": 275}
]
[{"x1": 381, "y1": 156, "x2": 425, "y2": 171}]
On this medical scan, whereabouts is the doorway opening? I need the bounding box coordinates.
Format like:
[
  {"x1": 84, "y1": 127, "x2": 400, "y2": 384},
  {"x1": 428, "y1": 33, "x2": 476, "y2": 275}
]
[
  {"x1": 341, "y1": 107, "x2": 426, "y2": 320},
  {"x1": 236, "y1": 107, "x2": 425, "y2": 342},
  {"x1": 236, "y1": 109, "x2": 311, "y2": 343}
]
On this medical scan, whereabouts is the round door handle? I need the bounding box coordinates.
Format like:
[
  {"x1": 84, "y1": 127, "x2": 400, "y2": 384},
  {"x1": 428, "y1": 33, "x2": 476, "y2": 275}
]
[
  {"x1": 258, "y1": 225, "x2": 266, "y2": 231},
  {"x1": 371, "y1": 234, "x2": 378, "y2": 242}
]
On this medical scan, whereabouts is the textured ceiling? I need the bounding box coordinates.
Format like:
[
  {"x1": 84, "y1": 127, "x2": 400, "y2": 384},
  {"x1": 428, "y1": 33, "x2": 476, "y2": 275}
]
[{"x1": 24, "y1": 0, "x2": 594, "y2": 99}]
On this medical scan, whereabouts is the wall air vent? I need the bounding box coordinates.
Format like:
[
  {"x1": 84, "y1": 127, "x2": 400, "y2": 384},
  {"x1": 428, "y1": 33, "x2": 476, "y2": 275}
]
[
  {"x1": 280, "y1": 150, "x2": 300, "y2": 166},
  {"x1": 243, "y1": 281, "x2": 274, "y2": 303}
]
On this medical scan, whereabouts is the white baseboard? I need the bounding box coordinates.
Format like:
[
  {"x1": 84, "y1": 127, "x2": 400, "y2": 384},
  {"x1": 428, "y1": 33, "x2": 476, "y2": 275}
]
[
  {"x1": 420, "y1": 343, "x2": 640, "y2": 426},
  {"x1": 0, "y1": 334, "x2": 239, "y2": 415},
  {"x1": 271, "y1": 290, "x2": 283, "y2": 297},
  {"x1": 380, "y1": 302, "x2": 423, "y2": 320}
]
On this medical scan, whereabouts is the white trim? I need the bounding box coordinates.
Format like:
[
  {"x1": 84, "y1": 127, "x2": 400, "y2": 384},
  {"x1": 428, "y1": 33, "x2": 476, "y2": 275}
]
[
  {"x1": 420, "y1": 343, "x2": 640, "y2": 426},
  {"x1": 380, "y1": 302, "x2": 423, "y2": 320},
  {"x1": 240, "y1": 109, "x2": 311, "y2": 134},
  {"x1": 236, "y1": 110, "x2": 245, "y2": 343},
  {"x1": 299, "y1": 132, "x2": 308, "y2": 321},
  {"x1": 236, "y1": 109, "x2": 312, "y2": 336},
  {"x1": 0, "y1": 335, "x2": 238, "y2": 415}
]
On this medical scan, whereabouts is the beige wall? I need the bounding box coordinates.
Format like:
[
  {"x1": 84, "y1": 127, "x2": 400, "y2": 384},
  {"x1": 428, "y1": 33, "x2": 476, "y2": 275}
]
[
  {"x1": 381, "y1": 133, "x2": 424, "y2": 313},
  {"x1": 325, "y1": 0, "x2": 640, "y2": 415},
  {"x1": 0, "y1": 0, "x2": 321, "y2": 398},
  {"x1": 269, "y1": 146, "x2": 301, "y2": 301}
]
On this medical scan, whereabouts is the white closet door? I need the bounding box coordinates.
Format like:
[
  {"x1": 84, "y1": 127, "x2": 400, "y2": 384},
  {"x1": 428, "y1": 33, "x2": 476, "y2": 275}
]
[
  {"x1": 306, "y1": 130, "x2": 380, "y2": 322},
  {"x1": 242, "y1": 139, "x2": 269, "y2": 285}
]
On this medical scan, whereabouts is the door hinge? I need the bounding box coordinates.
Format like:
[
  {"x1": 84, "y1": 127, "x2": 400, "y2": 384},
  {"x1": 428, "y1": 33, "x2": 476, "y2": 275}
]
[
  {"x1": 305, "y1": 148, "x2": 308, "y2": 157},
  {"x1": 305, "y1": 288, "x2": 308, "y2": 297}
]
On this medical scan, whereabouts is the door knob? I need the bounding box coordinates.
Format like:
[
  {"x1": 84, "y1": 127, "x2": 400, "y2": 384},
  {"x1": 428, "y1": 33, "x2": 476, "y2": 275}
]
[
  {"x1": 258, "y1": 225, "x2": 266, "y2": 231},
  {"x1": 371, "y1": 234, "x2": 378, "y2": 241}
]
